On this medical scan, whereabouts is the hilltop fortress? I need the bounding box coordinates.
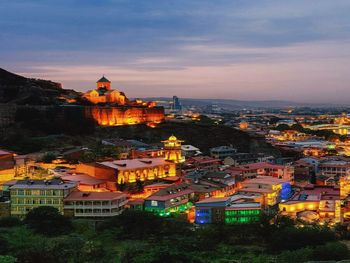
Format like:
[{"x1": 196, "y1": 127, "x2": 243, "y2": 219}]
[{"x1": 83, "y1": 76, "x2": 164, "y2": 126}]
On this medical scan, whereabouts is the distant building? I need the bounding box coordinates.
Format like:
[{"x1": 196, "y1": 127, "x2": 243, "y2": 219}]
[
  {"x1": 195, "y1": 195, "x2": 261, "y2": 224},
  {"x1": 184, "y1": 156, "x2": 221, "y2": 172},
  {"x1": 318, "y1": 159, "x2": 350, "y2": 177},
  {"x1": 144, "y1": 183, "x2": 194, "y2": 216},
  {"x1": 83, "y1": 76, "x2": 165, "y2": 127},
  {"x1": 279, "y1": 184, "x2": 342, "y2": 223},
  {"x1": 210, "y1": 146, "x2": 237, "y2": 160},
  {"x1": 162, "y1": 135, "x2": 185, "y2": 163},
  {"x1": 171, "y1": 96, "x2": 182, "y2": 112},
  {"x1": 181, "y1": 145, "x2": 201, "y2": 157},
  {"x1": 77, "y1": 158, "x2": 176, "y2": 186},
  {"x1": 84, "y1": 76, "x2": 127, "y2": 105},
  {"x1": 64, "y1": 191, "x2": 127, "y2": 218},
  {"x1": 236, "y1": 162, "x2": 294, "y2": 182},
  {"x1": 9, "y1": 179, "x2": 77, "y2": 217},
  {"x1": 239, "y1": 176, "x2": 292, "y2": 206}
]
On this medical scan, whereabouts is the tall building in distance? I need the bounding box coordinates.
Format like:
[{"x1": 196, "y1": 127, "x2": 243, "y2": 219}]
[{"x1": 171, "y1": 96, "x2": 182, "y2": 113}]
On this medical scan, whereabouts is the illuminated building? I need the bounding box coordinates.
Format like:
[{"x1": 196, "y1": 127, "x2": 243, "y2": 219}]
[
  {"x1": 239, "y1": 176, "x2": 292, "y2": 207},
  {"x1": 64, "y1": 191, "x2": 127, "y2": 218},
  {"x1": 144, "y1": 183, "x2": 194, "y2": 216},
  {"x1": 77, "y1": 158, "x2": 176, "y2": 186},
  {"x1": 184, "y1": 156, "x2": 221, "y2": 172},
  {"x1": 195, "y1": 195, "x2": 261, "y2": 224},
  {"x1": 0, "y1": 150, "x2": 15, "y2": 183},
  {"x1": 162, "y1": 135, "x2": 185, "y2": 163},
  {"x1": 279, "y1": 184, "x2": 341, "y2": 222},
  {"x1": 185, "y1": 170, "x2": 236, "y2": 198},
  {"x1": 60, "y1": 173, "x2": 108, "y2": 192},
  {"x1": 85, "y1": 105, "x2": 164, "y2": 127},
  {"x1": 239, "y1": 121, "x2": 249, "y2": 130},
  {"x1": 83, "y1": 76, "x2": 165, "y2": 126},
  {"x1": 237, "y1": 162, "x2": 294, "y2": 182},
  {"x1": 84, "y1": 76, "x2": 126, "y2": 104},
  {"x1": 308, "y1": 124, "x2": 350, "y2": 136},
  {"x1": 9, "y1": 179, "x2": 77, "y2": 217},
  {"x1": 340, "y1": 175, "x2": 350, "y2": 199}
]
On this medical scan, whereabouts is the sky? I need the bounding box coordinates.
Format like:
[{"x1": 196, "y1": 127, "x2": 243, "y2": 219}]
[{"x1": 1, "y1": 0, "x2": 350, "y2": 103}]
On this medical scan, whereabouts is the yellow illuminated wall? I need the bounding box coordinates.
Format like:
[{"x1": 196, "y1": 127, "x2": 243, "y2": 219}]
[{"x1": 162, "y1": 136, "x2": 185, "y2": 163}]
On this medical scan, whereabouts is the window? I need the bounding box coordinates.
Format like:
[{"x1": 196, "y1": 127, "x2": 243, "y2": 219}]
[
  {"x1": 32, "y1": 190, "x2": 40, "y2": 196},
  {"x1": 151, "y1": 200, "x2": 158, "y2": 207}
]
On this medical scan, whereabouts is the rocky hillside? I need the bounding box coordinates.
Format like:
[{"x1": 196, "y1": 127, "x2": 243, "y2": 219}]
[{"x1": 0, "y1": 68, "x2": 87, "y2": 105}]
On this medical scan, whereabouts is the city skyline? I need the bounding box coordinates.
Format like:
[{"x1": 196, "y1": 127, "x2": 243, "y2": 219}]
[{"x1": 2, "y1": 0, "x2": 350, "y2": 103}]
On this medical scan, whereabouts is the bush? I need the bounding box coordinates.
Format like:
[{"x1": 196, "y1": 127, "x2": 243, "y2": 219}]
[
  {"x1": 0, "y1": 217, "x2": 22, "y2": 228},
  {"x1": 24, "y1": 206, "x2": 72, "y2": 236}
]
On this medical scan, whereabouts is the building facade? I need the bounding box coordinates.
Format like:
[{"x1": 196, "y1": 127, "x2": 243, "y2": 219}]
[
  {"x1": 9, "y1": 179, "x2": 77, "y2": 217},
  {"x1": 64, "y1": 191, "x2": 127, "y2": 217}
]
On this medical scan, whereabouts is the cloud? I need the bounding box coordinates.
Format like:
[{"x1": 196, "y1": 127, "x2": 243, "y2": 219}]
[{"x1": 1, "y1": 0, "x2": 350, "y2": 102}]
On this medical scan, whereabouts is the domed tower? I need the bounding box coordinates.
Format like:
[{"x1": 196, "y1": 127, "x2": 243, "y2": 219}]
[
  {"x1": 97, "y1": 76, "x2": 111, "y2": 90},
  {"x1": 162, "y1": 135, "x2": 185, "y2": 163}
]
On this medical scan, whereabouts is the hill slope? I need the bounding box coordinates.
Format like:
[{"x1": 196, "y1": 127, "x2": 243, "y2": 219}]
[{"x1": 0, "y1": 68, "x2": 85, "y2": 105}]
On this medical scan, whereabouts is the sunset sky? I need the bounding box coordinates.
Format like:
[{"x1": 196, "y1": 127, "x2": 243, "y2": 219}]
[{"x1": 1, "y1": 0, "x2": 350, "y2": 103}]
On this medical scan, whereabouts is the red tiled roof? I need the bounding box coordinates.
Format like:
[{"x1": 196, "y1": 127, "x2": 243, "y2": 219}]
[{"x1": 61, "y1": 173, "x2": 106, "y2": 186}]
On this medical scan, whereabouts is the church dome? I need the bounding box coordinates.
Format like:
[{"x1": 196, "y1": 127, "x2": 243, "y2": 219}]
[{"x1": 168, "y1": 135, "x2": 177, "y2": 141}]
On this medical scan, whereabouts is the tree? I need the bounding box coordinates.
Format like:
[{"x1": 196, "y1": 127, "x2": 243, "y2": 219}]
[
  {"x1": 41, "y1": 152, "x2": 57, "y2": 163},
  {"x1": 0, "y1": 216, "x2": 22, "y2": 228},
  {"x1": 24, "y1": 206, "x2": 72, "y2": 236},
  {"x1": 0, "y1": 256, "x2": 17, "y2": 263}
]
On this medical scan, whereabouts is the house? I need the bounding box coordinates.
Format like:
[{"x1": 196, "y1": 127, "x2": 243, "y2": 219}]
[
  {"x1": 237, "y1": 162, "x2": 294, "y2": 181},
  {"x1": 64, "y1": 191, "x2": 127, "y2": 217},
  {"x1": 279, "y1": 184, "x2": 341, "y2": 223},
  {"x1": 60, "y1": 173, "x2": 108, "y2": 192},
  {"x1": 195, "y1": 195, "x2": 261, "y2": 224},
  {"x1": 238, "y1": 176, "x2": 292, "y2": 207},
  {"x1": 144, "y1": 183, "x2": 195, "y2": 216},
  {"x1": 184, "y1": 156, "x2": 221, "y2": 172},
  {"x1": 9, "y1": 179, "x2": 77, "y2": 217}
]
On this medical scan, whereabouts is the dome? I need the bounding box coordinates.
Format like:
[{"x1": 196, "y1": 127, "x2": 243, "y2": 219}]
[{"x1": 168, "y1": 135, "x2": 177, "y2": 141}]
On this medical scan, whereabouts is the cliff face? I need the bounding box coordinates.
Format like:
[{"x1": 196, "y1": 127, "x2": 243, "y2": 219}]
[{"x1": 0, "y1": 68, "x2": 86, "y2": 105}]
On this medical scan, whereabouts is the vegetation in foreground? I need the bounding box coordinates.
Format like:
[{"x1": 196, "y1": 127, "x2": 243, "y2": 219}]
[{"x1": 1, "y1": 207, "x2": 350, "y2": 263}]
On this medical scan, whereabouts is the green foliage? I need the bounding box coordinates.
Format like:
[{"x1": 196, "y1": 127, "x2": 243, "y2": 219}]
[
  {"x1": 0, "y1": 217, "x2": 22, "y2": 228},
  {"x1": 24, "y1": 206, "x2": 72, "y2": 236},
  {"x1": 267, "y1": 226, "x2": 336, "y2": 252},
  {"x1": 0, "y1": 255, "x2": 17, "y2": 263}
]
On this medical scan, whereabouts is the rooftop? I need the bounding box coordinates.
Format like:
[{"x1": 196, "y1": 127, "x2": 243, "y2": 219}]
[
  {"x1": 65, "y1": 191, "x2": 126, "y2": 201},
  {"x1": 61, "y1": 173, "x2": 106, "y2": 186},
  {"x1": 97, "y1": 76, "x2": 110, "y2": 83},
  {"x1": 10, "y1": 179, "x2": 77, "y2": 190},
  {"x1": 99, "y1": 158, "x2": 171, "y2": 171}
]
